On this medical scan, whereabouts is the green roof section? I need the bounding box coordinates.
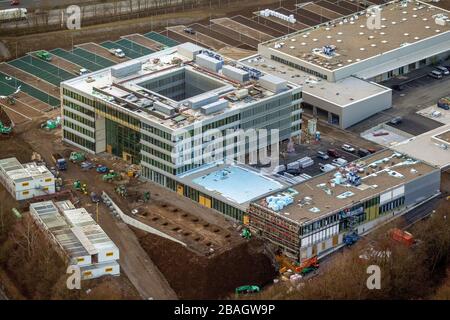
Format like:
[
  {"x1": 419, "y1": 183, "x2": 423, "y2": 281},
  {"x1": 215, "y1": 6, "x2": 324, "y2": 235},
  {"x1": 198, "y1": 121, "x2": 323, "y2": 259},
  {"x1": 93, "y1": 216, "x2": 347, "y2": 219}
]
[
  {"x1": 8, "y1": 58, "x2": 65, "y2": 87},
  {"x1": 116, "y1": 38, "x2": 154, "y2": 55},
  {"x1": 143, "y1": 32, "x2": 179, "y2": 47},
  {"x1": 71, "y1": 47, "x2": 116, "y2": 68},
  {"x1": 50, "y1": 48, "x2": 103, "y2": 72},
  {"x1": 0, "y1": 71, "x2": 60, "y2": 107},
  {"x1": 100, "y1": 41, "x2": 141, "y2": 59}
]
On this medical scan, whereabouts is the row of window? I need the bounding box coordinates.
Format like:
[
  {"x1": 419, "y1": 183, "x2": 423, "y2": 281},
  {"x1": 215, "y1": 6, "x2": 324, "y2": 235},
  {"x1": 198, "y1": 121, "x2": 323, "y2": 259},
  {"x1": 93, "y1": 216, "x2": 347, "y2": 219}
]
[
  {"x1": 271, "y1": 55, "x2": 328, "y2": 80},
  {"x1": 63, "y1": 99, "x2": 95, "y2": 118},
  {"x1": 380, "y1": 197, "x2": 405, "y2": 214},
  {"x1": 142, "y1": 134, "x2": 173, "y2": 152},
  {"x1": 63, "y1": 120, "x2": 95, "y2": 138},
  {"x1": 63, "y1": 130, "x2": 95, "y2": 151},
  {"x1": 141, "y1": 155, "x2": 175, "y2": 175},
  {"x1": 95, "y1": 101, "x2": 140, "y2": 128},
  {"x1": 63, "y1": 88, "x2": 95, "y2": 107},
  {"x1": 141, "y1": 122, "x2": 172, "y2": 142},
  {"x1": 141, "y1": 144, "x2": 173, "y2": 163},
  {"x1": 63, "y1": 109, "x2": 95, "y2": 128}
]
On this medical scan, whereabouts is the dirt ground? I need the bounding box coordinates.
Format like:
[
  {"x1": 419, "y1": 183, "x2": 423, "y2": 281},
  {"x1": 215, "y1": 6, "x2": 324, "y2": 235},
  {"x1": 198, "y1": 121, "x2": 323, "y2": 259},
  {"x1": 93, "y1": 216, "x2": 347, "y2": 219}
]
[
  {"x1": 136, "y1": 231, "x2": 276, "y2": 299},
  {"x1": 0, "y1": 121, "x2": 268, "y2": 299}
]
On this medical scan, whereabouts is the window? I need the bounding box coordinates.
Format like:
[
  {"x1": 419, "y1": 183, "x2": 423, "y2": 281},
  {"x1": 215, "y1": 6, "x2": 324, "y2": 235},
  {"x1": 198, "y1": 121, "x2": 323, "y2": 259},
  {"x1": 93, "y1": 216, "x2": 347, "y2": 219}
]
[
  {"x1": 105, "y1": 268, "x2": 113, "y2": 272},
  {"x1": 106, "y1": 252, "x2": 114, "y2": 257},
  {"x1": 22, "y1": 182, "x2": 29, "y2": 186}
]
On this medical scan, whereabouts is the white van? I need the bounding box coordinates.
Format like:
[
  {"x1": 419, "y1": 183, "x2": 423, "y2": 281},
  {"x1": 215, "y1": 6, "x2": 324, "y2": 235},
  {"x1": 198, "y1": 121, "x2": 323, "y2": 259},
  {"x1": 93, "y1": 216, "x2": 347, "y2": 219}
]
[{"x1": 332, "y1": 158, "x2": 348, "y2": 167}]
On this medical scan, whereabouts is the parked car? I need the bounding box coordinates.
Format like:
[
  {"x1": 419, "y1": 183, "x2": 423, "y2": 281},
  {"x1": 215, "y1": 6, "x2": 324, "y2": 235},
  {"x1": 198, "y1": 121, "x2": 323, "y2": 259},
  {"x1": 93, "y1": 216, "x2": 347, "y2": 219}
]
[
  {"x1": 10, "y1": 0, "x2": 20, "y2": 5},
  {"x1": 429, "y1": 70, "x2": 443, "y2": 79},
  {"x1": 90, "y1": 192, "x2": 101, "y2": 203},
  {"x1": 320, "y1": 164, "x2": 336, "y2": 172},
  {"x1": 341, "y1": 144, "x2": 356, "y2": 153},
  {"x1": 367, "y1": 148, "x2": 377, "y2": 154},
  {"x1": 435, "y1": 66, "x2": 450, "y2": 75},
  {"x1": 285, "y1": 169, "x2": 301, "y2": 176},
  {"x1": 317, "y1": 151, "x2": 329, "y2": 160},
  {"x1": 327, "y1": 148, "x2": 340, "y2": 158},
  {"x1": 358, "y1": 148, "x2": 371, "y2": 157},
  {"x1": 389, "y1": 116, "x2": 402, "y2": 125},
  {"x1": 332, "y1": 158, "x2": 348, "y2": 167},
  {"x1": 183, "y1": 27, "x2": 196, "y2": 34}
]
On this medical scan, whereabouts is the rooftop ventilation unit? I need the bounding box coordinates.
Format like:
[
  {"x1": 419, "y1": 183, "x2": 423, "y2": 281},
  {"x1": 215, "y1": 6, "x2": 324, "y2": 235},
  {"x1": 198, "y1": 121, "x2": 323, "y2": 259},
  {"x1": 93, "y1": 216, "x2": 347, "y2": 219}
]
[
  {"x1": 178, "y1": 42, "x2": 203, "y2": 60},
  {"x1": 259, "y1": 74, "x2": 287, "y2": 93},
  {"x1": 222, "y1": 65, "x2": 249, "y2": 83},
  {"x1": 200, "y1": 99, "x2": 228, "y2": 115},
  {"x1": 187, "y1": 92, "x2": 219, "y2": 109},
  {"x1": 111, "y1": 61, "x2": 142, "y2": 78},
  {"x1": 153, "y1": 101, "x2": 176, "y2": 116},
  {"x1": 196, "y1": 53, "x2": 223, "y2": 72}
]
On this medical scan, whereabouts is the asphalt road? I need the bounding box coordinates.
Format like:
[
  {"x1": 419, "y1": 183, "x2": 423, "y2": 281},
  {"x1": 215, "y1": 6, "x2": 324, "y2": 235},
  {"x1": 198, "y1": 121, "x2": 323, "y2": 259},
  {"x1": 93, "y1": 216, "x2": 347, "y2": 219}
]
[{"x1": 0, "y1": 0, "x2": 36, "y2": 10}]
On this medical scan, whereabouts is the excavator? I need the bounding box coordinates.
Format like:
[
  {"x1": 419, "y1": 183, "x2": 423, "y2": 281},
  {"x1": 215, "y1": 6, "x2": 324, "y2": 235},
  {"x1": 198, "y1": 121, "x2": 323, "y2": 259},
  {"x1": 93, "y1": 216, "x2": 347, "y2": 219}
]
[{"x1": 276, "y1": 254, "x2": 319, "y2": 275}]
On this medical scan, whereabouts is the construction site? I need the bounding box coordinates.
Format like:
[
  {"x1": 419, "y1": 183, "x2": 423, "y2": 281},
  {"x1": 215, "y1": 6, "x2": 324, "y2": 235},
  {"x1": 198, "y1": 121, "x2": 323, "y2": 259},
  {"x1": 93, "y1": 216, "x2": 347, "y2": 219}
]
[{"x1": 0, "y1": 0, "x2": 449, "y2": 302}]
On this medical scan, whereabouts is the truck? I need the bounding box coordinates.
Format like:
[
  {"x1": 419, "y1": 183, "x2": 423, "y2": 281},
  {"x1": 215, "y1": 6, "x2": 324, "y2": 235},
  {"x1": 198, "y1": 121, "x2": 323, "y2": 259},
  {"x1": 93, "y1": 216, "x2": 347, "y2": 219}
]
[
  {"x1": 0, "y1": 8, "x2": 27, "y2": 22},
  {"x1": 437, "y1": 97, "x2": 450, "y2": 110},
  {"x1": 52, "y1": 153, "x2": 67, "y2": 171},
  {"x1": 69, "y1": 152, "x2": 85, "y2": 163},
  {"x1": 108, "y1": 48, "x2": 125, "y2": 58}
]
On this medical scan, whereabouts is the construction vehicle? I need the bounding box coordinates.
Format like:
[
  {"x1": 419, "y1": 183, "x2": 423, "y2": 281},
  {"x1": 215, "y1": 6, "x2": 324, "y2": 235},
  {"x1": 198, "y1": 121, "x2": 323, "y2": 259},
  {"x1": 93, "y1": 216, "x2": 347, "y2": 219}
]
[
  {"x1": 276, "y1": 254, "x2": 319, "y2": 274},
  {"x1": 73, "y1": 180, "x2": 88, "y2": 195},
  {"x1": 96, "y1": 165, "x2": 108, "y2": 173},
  {"x1": 241, "y1": 228, "x2": 252, "y2": 239},
  {"x1": 0, "y1": 120, "x2": 12, "y2": 134},
  {"x1": 51, "y1": 153, "x2": 67, "y2": 171},
  {"x1": 343, "y1": 232, "x2": 360, "y2": 246},
  {"x1": 103, "y1": 171, "x2": 120, "y2": 182},
  {"x1": 235, "y1": 285, "x2": 260, "y2": 295},
  {"x1": 390, "y1": 228, "x2": 414, "y2": 247},
  {"x1": 115, "y1": 185, "x2": 127, "y2": 197},
  {"x1": 90, "y1": 192, "x2": 100, "y2": 203},
  {"x1": 69, "y1": 152, "x2": 85, "y2": 163},
  {"x1": 41, "y1": 117, "x2": 61, "y2": 130},
  {"x1": 36, "y1": 50, "x2": 52, "y2": 61}
]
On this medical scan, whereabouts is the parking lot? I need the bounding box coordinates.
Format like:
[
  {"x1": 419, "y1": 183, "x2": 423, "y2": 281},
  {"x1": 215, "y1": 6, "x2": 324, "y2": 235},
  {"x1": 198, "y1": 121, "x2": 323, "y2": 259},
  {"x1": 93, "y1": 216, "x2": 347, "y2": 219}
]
[{"x1": 349, "y1": 66, "x2": 450, "y2": 136}]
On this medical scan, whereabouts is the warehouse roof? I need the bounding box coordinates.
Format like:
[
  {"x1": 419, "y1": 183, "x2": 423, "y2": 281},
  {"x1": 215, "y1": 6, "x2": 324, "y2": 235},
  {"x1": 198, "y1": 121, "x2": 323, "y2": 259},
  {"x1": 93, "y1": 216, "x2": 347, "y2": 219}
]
[
  {"x1": 251, "y1": 149, "x2": 438, "y2": 225},
  {"x1": 261, "y1": 1, "x2": 450, "y2": 71},
  {"x1": 391, "y1": 123, "x2": 450, "y2": 169},
  {"x1": 241, "y1": 55, "x2": 391, "y2": 107}
]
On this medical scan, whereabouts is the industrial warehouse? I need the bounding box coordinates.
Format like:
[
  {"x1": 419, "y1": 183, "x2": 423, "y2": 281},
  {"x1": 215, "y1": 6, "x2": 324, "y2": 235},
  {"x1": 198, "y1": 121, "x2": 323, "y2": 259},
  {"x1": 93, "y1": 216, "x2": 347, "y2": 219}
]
[
  {"x1": 256, "y1": 0, "x2": 450, "y2": 128},
  {"x1": 30, "y1": 200, "x2": 120, "y2": 280},
  {"x1": 247, "y1": 150, "x2": 441, "y2": 261},
  {"x1": 61, "y1": 42, "x2": 302, "y2": 220}
]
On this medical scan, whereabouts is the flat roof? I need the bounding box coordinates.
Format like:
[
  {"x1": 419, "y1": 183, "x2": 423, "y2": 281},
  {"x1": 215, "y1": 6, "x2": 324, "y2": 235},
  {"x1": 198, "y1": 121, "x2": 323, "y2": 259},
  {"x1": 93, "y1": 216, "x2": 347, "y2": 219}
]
[
  {"x1": 30, "y1": 201, "x2": 118, "y2": 259},
  {"x1": 391, "y1": 124, "x2": 450, "y2": 169},
  {"x1": 0, "y1": 157, "x2": 53, "y2": 183},
  {"x1": 251, "y1": 149, "x2": 438, "y2": 225},
  {"x1": 62, "y1": 43, "x2": 299, "y2": 131},
  {"x1": 261, "y1": 1, "x2": 450, "y2": 70},
  {"x1": 177, "y1": 162, "x2": 289, "y2": 210},
  {"x1": 241, "y1": 55, "x2": 391, "y2": 107}
]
